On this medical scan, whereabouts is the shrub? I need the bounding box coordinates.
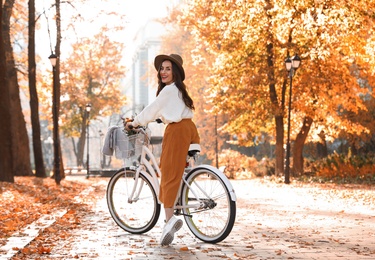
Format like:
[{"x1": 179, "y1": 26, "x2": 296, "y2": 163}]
[
  {"x1": 313, "y1": 151, "x2": 375, "y2": 184},
  {"x1": 218, "y1": 149, "x2": 275, "y2": 179}
]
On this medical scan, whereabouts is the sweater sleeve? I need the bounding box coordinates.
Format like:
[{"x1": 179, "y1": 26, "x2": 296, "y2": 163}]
[
  {"x1": 132, "y1": 83, "x2": 193, "y2": 126},
  {"x1": 132, "y1": 96, "x2": 164, "y2": 127}
]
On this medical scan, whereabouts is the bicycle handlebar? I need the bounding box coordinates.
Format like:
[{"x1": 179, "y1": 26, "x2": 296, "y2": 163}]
[{"x1": 121, "y1": 117, "x2": 163, "y2": 130}]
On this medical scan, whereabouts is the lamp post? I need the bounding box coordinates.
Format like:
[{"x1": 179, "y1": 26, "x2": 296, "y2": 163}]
[
  {"x1": 48, "y1": 53, "x2": 61, "y2": 184},
  {"x1": 86, "y1": 104, "x2": 92, "y2": 179},
  {"x1": 214, "y1": 115, "x2": 219, "y2": 169},
  {"x1": 99, "y1": 130, "x2": 104, "y2": 169},
  {"x1": 284, "y1": 54, "x2": 301, "y2": 184}
]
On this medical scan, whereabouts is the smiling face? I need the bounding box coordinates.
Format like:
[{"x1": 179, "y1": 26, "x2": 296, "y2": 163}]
[{"x1": 159, "y1": 60, "x2": 174, "y2": 85}]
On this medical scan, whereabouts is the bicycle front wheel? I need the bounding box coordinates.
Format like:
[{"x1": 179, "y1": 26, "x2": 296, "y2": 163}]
[
  {"x1": 106, "y1": 168, "x2": 161, "y2": 234},
  {"x1": 180, "y1": 167, "x2": 236, "y2": 243}
]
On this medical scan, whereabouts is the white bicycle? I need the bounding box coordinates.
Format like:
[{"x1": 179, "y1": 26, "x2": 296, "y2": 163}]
[{"x1": 106, "y1": 119, "x2": 237, "y2": 243}]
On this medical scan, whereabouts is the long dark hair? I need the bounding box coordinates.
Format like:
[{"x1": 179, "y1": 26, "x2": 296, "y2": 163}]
[{"x1": 156, "y1": 60, "x2": 195, "y2": 110}]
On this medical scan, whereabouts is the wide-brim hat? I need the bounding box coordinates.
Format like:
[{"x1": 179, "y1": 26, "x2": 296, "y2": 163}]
[{"x1": 154, "y1": 54, "x2": 185, "y2": 81}]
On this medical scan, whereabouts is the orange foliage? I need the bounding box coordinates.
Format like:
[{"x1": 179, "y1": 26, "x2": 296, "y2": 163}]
[
  {"x1": 218, "y1": 149, "x2": 259, "y2": 179},
  {"x1": 0, "y1": 177, "x2": 90, "y2": 239},
  {"x1": 57, "y1": 28, "x2": 126, "y2": 137},
  {"x1": 315, "y1": 152, "x2": 375, "y2": 183},
  {"x1": 176, "y1": 0, "x2": 375, "y2": 143},
  {"x1": 160, "y1": 0, "x2": 375, "y2": 170},
  {"x1": 0, "y1": 176, "x2": 97, "y2": 258}
]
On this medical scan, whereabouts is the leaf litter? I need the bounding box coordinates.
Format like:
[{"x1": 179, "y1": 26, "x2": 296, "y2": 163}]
[
  {"x1": 1, "y1": 176, "x2": 375, "y2": 259},
  {"x1": 0, "y1": 176, "x2": 96, "y2": 259}
]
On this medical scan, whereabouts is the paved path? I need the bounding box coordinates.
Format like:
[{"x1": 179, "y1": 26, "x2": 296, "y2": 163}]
[{"x1": 34, "y1": 178, "x2": 375, "y2": 259}]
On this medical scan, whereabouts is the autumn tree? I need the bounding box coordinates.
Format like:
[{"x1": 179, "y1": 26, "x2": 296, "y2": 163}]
[
  {"x1": 285, "y1": 0, "x2": 375, "y2": 174},
  {"x1": 57, "y1": 29, "x2": 126, "y2": 166},
  {"x1": 0, "y1": 2, "x2": 14, "y2": 182},
  {"x1": 176, "y1": 0, "x2": 375, "y2": 177},
  {"x1": 38, "y1": 0, "x2": 126, "y2": 181},
  {"x1": 52, "y1": 0, "x2": 63, "y2": 184},
  {"x1": 3, "y1": 0, "x2": 33, "y2": 177},
  {"x1": 29, "y1": 0, "x2": 46, "y2": 178}
]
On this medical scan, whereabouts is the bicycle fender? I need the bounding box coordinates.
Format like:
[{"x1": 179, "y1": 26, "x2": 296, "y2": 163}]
[{"x1": 189, "y1": 164, "x2": 237, "y2": 201}]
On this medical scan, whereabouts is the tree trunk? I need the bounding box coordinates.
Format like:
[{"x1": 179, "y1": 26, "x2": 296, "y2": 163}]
[
  {"x1": 59, "y1": 153, "x2": 65, "y2": 179},
  {"x1": 317, "y1": 130, "x2": 328, "y2": 158},
  {"x1": 266, "y1": 46, "x2": 285, "y2": 175},
  {"x1": 71, "y1": 137, "x2": 79, "y2": 165},
  {"x1": 54, "y1": 0, "x2": 65, "y2": 182},
  {"x1": 264, "y1": 3, "x2": 285, "y2": 176},
  {"x1": 28, "y1": 0, "x2": 46, "y2": 178},
  {"x1": 3, "y1": 0, "x2": 32, "y2": 176},
  {"x1": 348, "y1": 134, "x2": 358, "y2": 156},
  {"x1": 275, "y1": 115, "x2": 284, "y2": 175},
  {"x1": 0, "y1": 2, "x2": 14, "y2": 182},
  {"x1": 293, "y1": 116, "x2": 313, "y2": 175}
]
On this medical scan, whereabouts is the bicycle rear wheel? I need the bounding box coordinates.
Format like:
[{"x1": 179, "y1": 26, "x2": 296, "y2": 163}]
[
  {"x1": 106, "y1": 168, "x2": 161, "y2": 234},
  {"x1": 180, "y1": 167, "x2": 236, "y2": 243}
]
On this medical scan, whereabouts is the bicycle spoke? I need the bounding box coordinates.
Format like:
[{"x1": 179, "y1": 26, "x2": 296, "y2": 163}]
[
  {"x1": 181, "y1": 167, "x2": 236, "y2": 243},
  {"x1": 106, "y1": 169, "x2": 161, "y2": 234}
]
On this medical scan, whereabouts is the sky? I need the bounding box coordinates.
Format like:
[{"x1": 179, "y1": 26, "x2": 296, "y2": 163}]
[
  {"x1": 36, "y1": 0, "x2": 173, "y2": 70},
  {"x1": 120, "y1": 0, "x2": 171, "y2": 66}
]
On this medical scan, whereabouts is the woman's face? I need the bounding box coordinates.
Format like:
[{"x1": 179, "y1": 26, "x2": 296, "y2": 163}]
[{"x1": 160, "y1": 60, "x2": 174, "y2": 85}]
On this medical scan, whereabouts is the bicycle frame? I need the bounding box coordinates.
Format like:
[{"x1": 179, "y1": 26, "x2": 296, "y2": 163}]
[
  {"x1": 126, "y1": 142, "x2": 236, "y2": 210},
  {"x1": 107, "y1": 122, "x2": 236, "y2": 243},
  {"x1": 126, "y1": 145, "x2": 160, "y2": 203}
]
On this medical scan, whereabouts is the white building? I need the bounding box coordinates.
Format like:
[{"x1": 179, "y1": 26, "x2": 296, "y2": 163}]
[{"x1": 124, "y1": 19, "x2": 167, "y2": 136}]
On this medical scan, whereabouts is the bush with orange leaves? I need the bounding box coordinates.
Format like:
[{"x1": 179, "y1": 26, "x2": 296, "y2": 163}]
[
  {"x1": 314, "y1": 151, "x2": 375, "y2": 184},
  {"x1": 218, "y1": 149, "x2": 275, "y2": 179}
]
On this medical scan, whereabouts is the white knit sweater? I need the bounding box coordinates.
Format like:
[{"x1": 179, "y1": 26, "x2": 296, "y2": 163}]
[{"x1": 133, "y1": 82, "x2": 193, "y2": 127}]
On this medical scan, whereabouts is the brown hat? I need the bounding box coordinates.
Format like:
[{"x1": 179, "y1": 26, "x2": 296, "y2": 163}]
[{"x1": 154, "y1": 54, "x2": 185, "y2": 81}]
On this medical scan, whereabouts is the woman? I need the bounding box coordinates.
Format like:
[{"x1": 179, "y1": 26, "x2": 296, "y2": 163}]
[{"x1": 125, "y1": 54, "x2": 200, "y2": 246}]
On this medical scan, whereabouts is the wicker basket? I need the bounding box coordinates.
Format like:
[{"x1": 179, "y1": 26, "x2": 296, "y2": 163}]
[{"x1": 114, "y1": 128, "x2": 150, "y2": 160}]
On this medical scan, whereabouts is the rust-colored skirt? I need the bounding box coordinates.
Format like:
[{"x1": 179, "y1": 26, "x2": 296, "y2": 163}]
[{"x1": 159, "y1": 119, "x2": 200, "y2": 208}]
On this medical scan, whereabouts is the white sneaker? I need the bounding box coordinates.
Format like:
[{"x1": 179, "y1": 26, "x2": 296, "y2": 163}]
[{"x1": 160, "y1": 216, "x2": 183, "y2": 246}]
